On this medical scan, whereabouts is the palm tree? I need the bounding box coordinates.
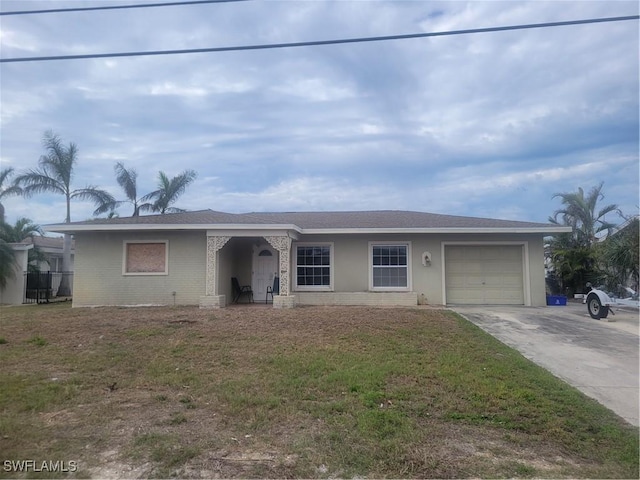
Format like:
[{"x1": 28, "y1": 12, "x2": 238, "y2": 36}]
[
  {"x1": 142, "y1": 170, "x2": 197, "y2": 214},
  {"x1": 550, "y1": 182, "x2": 621, "y2": 248},
  {"x1": 0, "y1": 239, "x2": 15, "y2": 289},
  {"x1": 548, "y1": 182, "x2": 622, "y2": 295},
  {"x1": 548, "y1": 235, "x2": 598, "y2": 294},
  {"x1": 14, "y1": 130, "x2": 115, "y2": 295},
  {"x1": 95, "y1": 162, "x2": 150, "y2": 217},
  {"x1": 0, "y1": 217, "x2": 43, "y2": 243},
  {"x1": 0, "y1": 167, "x2": 22, "y2": 223},
  {"x1": 0, "y1": 217, "x2": 47, "y2": 272},
  {"x1": 597, "y1": 217, "x2": 639, "y2": 294}
]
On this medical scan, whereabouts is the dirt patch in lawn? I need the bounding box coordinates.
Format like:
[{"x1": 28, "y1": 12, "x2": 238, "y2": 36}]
[{"x1": 0, "y1": 304, "x2": 637, "y2": 479}]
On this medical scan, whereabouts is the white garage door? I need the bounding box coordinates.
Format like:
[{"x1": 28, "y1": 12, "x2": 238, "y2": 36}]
[{"x1": 445, "y1": 245, "x2": 524, "y2": 305}]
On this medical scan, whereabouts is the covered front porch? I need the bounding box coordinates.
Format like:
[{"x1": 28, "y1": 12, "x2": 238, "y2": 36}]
[{"x1": 199, "y1": 231, "x2": 297, "y2": 309}]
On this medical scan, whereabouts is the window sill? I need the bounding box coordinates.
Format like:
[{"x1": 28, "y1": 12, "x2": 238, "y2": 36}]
[
  {"x1": 123, "y1": 272, "x2": 168, "y2": 276},
  {"x1": 293, "y1": 286, "x2": 334, "y2": 292},
  {"x1": 369, "y1": 287, "x2": 411, "y2": 292}
]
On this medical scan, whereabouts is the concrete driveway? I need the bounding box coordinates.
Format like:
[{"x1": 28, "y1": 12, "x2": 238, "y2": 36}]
[{"x1": 452, "y1": 303, "x2": 639, "y2": 426}]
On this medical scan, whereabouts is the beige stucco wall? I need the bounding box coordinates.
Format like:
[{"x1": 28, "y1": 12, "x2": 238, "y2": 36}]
[
  {"x1": 71, "y1": 230, "x2": 546, "y2": 307},
  {"x1": 294, "y1": 233, "x2": 547, "y2": 307},
  {"x1": 295, "y1": 291, "x2": 418, "y2": 306},
  {"x1": 73, "y1": 231, "x2": 206, "y2": 306},
  {"x1": 0, "y1": 247, "x2": 30, "y2": 305}
]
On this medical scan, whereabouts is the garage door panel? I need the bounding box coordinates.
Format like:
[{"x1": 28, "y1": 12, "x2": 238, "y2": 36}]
[
  {"x1": 465, "y1": 274, "x2": 486, "y2": 287},
  {"x1": 484, "y1": 289, "x2": 522, "y2": 304},
  {"x1": 447, "y1": 289, "x2": 484, "y2": 304},
  {"x1": 445, "y1": 245, "x2": 524, "y2": 305},
  {"x1": 447, "y1": 248, "x2": 466, "y2": 261},
  {"x1": 483, "y1": 264, "x2": 504, "y2": 275},
  {"x1": 485, "y1": 287, "x2": 523, "y2": 303},
  {"x1": 484, "y1": 272, "x2": 522, "y2": 287},
  {"x1": 483, "y1": 276, "x2": 503, "y2": 287}
]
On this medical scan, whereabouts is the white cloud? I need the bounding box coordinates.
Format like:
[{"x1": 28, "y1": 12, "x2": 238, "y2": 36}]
[
  {"x1": 0, "y1": 0, "x2": 637, "y2": 227},
  {"x1": 272, "y1": 77, "x2": 355, "y2": 102},
  {"x1": 148, "y1": 82, "x2": 209, "y2": 97},
  {"x1": 0, "y1": 28, "x2": 40, "y2": 52}
]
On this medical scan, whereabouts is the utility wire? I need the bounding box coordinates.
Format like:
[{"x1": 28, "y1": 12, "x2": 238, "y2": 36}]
[
  {"x1": 0, "y1": 0, "x2": 251, "y2": 16},
  {"x1": 1, "y1": 15, "x2": 637, "y2": 64}
]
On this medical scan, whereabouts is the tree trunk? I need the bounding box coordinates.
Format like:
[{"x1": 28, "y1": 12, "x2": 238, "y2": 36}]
[
  {"x1": 56, "y1": 233, "x2": 72, "y2": 296},
  {"x1": 57, "y1": 196, "x2": 73, "y2": 296}
]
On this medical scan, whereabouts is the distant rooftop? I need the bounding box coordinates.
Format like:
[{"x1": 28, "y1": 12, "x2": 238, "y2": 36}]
[{"x1": 22, "y1": 236, "x2": 75, "y2": 251}]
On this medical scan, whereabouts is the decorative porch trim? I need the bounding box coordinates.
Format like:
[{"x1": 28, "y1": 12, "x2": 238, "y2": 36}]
[
  {"x1": 205, "y1": 235, "x2": 231, "y2": 296},
  {"x1": 263, "y1": 235, "x2": 292, "y2": 296}
]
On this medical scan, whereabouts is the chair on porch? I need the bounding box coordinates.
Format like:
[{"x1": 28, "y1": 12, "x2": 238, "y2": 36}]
[
  {"x1": 231, "y1": 277, "x2": 253, "y2": 303},
  {"x1": 266, "y1": 276, "x2": 280, "y2": 303}
]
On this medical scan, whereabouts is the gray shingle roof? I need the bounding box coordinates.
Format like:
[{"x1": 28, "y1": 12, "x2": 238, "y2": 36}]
[
  {"x1": 241, "y1": 211, "x2": 551, "y2": 229},
  {"x1": 47, "y1": 209, "x2": 562, "y2": 231}
]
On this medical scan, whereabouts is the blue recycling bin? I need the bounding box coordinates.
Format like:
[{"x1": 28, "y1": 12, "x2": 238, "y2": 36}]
[{"x1": 546, "y1": 295, "x2": 567, "y2": 306}]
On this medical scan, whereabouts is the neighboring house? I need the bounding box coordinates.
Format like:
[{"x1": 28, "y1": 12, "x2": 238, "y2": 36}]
[
  {"x1": 44, "y1": 209, "x2": 571, "y2": 308},
  {"x1": 0, "y1": 243, "x2": 32, "y2": 305},
  {"x1": 0, "y1": 237, "x2": 75, "y2": 305},
  {"x1": 23, "y1": 236, "x2": 75, "y2": 272},
  {"x1": 597, "y1": 215, "x2": 639, "y2": 294}
]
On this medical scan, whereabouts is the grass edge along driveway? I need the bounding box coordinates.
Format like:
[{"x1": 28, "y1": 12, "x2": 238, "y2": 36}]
[{"x1": 0, "y1": 303, "x2": 638, "y2": 479}]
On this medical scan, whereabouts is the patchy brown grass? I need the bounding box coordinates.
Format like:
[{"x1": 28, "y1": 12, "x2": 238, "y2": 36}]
[{"x1": 0, "y1": 303, "x2": 637, "y2": 479}]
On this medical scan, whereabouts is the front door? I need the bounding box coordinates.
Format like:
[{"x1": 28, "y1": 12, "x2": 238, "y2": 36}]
[{"x1": 252, "y1": 245, "x2": 278, "y2": 302}]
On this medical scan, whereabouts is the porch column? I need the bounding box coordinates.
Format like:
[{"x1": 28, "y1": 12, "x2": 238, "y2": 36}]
[
  {"x1": 264, "y1": 235, "x2": 295, "y2": 308},
  {"x1": 199, "y1": 235, "x2": 231, "y2": 309}
]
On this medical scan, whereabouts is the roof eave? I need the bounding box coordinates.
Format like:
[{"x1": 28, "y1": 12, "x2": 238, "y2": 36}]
[
  {"x1": 43, "y1": 223, "x2": 304, "y2": 234},
  {"x1": 300, "y1": 227, "x2": 573, "y2": 234},
  {"x1": 44, "y1": 223, "x2": 572, "y2": 235},
  {"x1": 8, "y1": 243, "x2": 34, "y2": 251}
]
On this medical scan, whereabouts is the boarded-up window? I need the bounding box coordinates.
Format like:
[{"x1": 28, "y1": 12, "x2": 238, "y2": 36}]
[{"x1": 124, "y1": 242, "x2": 168, "y2": 275}]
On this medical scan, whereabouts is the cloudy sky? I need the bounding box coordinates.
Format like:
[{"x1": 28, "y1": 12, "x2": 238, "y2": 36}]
[{"x1": 1, "y1": 0, "x2": 638, "y2": 228}]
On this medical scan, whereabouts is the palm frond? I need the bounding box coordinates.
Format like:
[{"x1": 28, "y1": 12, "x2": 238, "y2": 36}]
[
  {"x1": 139, "y1": 189, "x2": 161, "y2": 203},
  {"x1": 0, "y1": 184, "x2": 22, "y2": 200},
  {"x1": 597, "y1": 204, "x2": 622, "y2": 221},
  {"x1": 158, "y1": 171, "x2": 171, "y2": 189},
  {"x1": 92, "y1": 200, "x2": 124, "y2": 216},
  {"x1": 137, "y1": 202, "x2": 155, "y2": 215},
  {"x1": 38, "y1": 131, "x2": 78, "y2": 188},
  {"x1": 13, "y1": 170, "x2": 65, "y2": 197},
  {"x1": 152, "y1": 169, "x2": 197, "y2": 213},
  {"x1": 0, "y1": 167, "x2": 21, "y2": 199},
  {"x1": 163, "y1": 207, "x2": 187, "y2": 214},
  {"x1": 71, "y1": 187, "x2": 116, "y2": 216},
  {"x1": 0, "y1": 167, "x2": 14, "y2": 186},
  {"x1": 0, "y1": 217, "x2": 43, "y2": 243},
  {"x1": 0, "y1": 240, "x2": 16, "y2": 289},
  {"x1": 114, "y1": 162, "x2": 138, "y2": 202}
]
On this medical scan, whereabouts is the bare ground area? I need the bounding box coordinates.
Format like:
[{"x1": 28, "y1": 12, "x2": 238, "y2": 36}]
[{"x1": 0, "y1": 303, "x2": 637, "y2": 479}]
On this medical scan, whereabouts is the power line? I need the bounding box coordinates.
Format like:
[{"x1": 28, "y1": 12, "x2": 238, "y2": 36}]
[
  {"x1": 0, "y1": 0, "x2": 251, "y2": 16},
  {"x1": 1, "y1": 15, "x2": 637, "y2": 64}
]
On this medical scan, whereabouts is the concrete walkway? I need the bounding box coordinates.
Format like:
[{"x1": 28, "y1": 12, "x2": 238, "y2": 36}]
[{"x1": 453, "y1": 303, "x2": 639, "y2": 426}]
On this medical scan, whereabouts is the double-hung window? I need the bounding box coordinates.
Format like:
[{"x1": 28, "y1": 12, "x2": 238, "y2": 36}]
[
  {"x1": 370, "y1": 243, "x2": 410, "y2": 290},
  {"x1": 294, "y1": 243, "x2": 333, "y2": 290}
]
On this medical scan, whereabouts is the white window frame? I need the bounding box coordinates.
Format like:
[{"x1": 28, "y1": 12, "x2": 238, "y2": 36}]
[
  {"x1": 369, "y1": 241, "x2": 412, "y2": 291},
  {"x1": 122, "y1": 240, "x2": 169, "y2": 276},
  {"x1": 293, "y1": 242, "x2": 334, "y2": 292}
]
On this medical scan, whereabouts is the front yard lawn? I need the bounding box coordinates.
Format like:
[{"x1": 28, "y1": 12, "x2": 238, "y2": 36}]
[{"x1": 0, "y1": 304, "x2": 637, "y2": 478}]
